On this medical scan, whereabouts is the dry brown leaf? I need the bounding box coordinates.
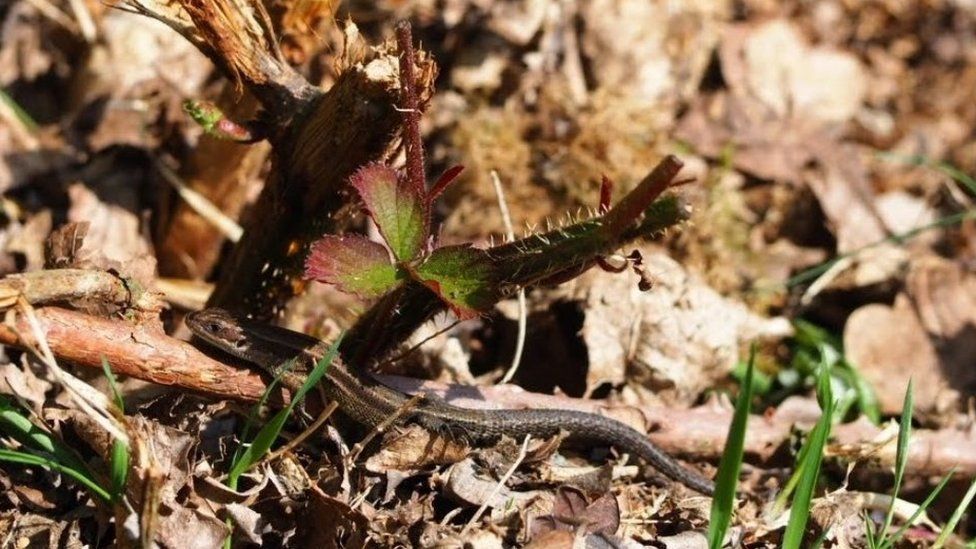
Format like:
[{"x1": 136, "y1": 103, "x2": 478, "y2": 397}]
[
  {"x1": 70, "y1": 12, "x2": 211, "y2": 151},
  {"x1": 153, "y1": 506, "x2": 228, "y2": 549},
  {"x1": 486, "y1": 0, "x2": 547, "y2": 46},
  {"x1": 581, "y1": 0, "x2": 726, "y2": 105},
  {"x1": 554, "y1": 250, "x2": 790, "y2": 403},
  {"x1": 720, "y1": 20, "x2": 865, "y2": 124},
  {"x1": 4, "y1": 210, "x2": 52, "y2": 273},
  {"x1": 844, "y1": 296, "x2": 959, "y2": 419},
  {"x1": 364, "y1": 424, "x2": 470, "y2": 474},
  {"x1": 0, "y1": 362, "x2": 54, "y2": 414},
  {"x1": 676, "y1": 18, "x2": 889, "y2": 254},
  {"x1": 905, "y1": 255, "x2": 976, "y2": 397},
  {"x1": 66, "y1": 181, "x2": 156, "y2": 287},
  {"x1": 442, "y1": 458, "x2": 547, "y2": 512},
  {"x1": 44, "y1": 222, "x2": 89, "y2": 269},
  {"x1": 530, "y1": 486, "x2": 620, "y2": 537},
  {"x1": 657, "y1": 531, "x2": 709, "y2": 548},
  {"x1": 525, "y1": 529, "x2": 575, "y2": 549},
  {"x1": 222, "y1": 503, "x2": 263, "y2": 545}
]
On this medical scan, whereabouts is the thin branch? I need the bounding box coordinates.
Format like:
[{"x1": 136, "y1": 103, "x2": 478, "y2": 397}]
[
  {"x1": 461, "y1": 434, "x2": 532, "y2": 535},
  {"x1": 346, "y1": 393, "x2": 425, "y2": 463},
  {"x1": 1, "y1": 306, "x2": 972, "y2": 481}
]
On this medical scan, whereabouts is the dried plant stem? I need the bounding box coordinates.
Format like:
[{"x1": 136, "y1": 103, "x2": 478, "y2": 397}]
[
  {"x1": 13, "y1": 299, "x2": 128, "y2": 444},
  {"x1": 155, "y1": 159, "x2": 244, "y2": 242},
  {"x1": 461, "y1": 434, "x2": 532, "y2": 535},
  {"x1": 491, "y1": 170, "x2": 526, "y2": 384},
  {"x1": 264, "y1": 401, "x2": 339, "y2": 464},
  {"x1": 346, "y1": 393, "x2": 425, "y2": 463}
]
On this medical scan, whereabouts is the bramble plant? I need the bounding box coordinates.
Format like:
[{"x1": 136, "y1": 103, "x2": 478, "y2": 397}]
[{"x1": 303, "y1": 23, "x2": 692, "y2": 323}]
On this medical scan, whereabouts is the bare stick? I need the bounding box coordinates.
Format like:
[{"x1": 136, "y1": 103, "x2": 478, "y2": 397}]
[
  {"x1": 461, "y1": 434, "x2": 532, "y2": 534},
  {"x1": 346, "y1": 393, "x2": 426, "y2": 463},
  {"x1": 264, "y1": 401, "x2": 339, "y2": 464}
]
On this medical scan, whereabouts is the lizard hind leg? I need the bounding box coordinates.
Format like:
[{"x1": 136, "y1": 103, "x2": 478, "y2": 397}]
[{"x1": 424, "y1": 416, "x2": 474, "y2": 446}]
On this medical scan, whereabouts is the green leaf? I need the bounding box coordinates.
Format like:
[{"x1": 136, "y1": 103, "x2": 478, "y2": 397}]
[
  {"x1": 304, "y1": 235, "x2": 403, "y2": 298},
  {"x1": 0, "y1": 449, "x2": 111, "y2": 502},
  {"x1": 708, "y1": 344, "x2": 756, "y2": 549},
  {"x1": 0, "y1": 399, "x2": 89, "y2": 474},
  {"x1": 783, "y1": 365, "x2": 834, "y2": 549},
  {"x1": 100, "y1": 356, "x2": 126, "y2": 413},
  {"x1": 879, "y1": 470, "x2": 954, "y2": 549},
  {"x1": 227, "y1": 335, "x2": 341, "y2": 487},
  {"x1": 932, "y1": 474, "x2": 976, "y2": 548},
  {"x1": 0, "y1": 398, "x2": 110, "y2": 503},
  {"x1": 879, "y1": 380, "x2": 913, "y2": 541},
  {"x1": 409, "y1": 245, "x2": 498, "y2": 318},
  {"x1": 99, "y1": 357, "x2": 130, "y2": 501},
  {"x1": 351, "y1": 163, "x2": 428, "y2": 261},
  {"x1": 109, "y1": 439, "x2": 129, "y2": 503}
]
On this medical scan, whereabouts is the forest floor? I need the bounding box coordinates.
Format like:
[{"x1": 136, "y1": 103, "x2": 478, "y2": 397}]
[{"x1": 1, "y1": 0, "x2": 975, "y2": 547}]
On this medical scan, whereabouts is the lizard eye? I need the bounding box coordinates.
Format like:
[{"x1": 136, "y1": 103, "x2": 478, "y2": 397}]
[{"x1": 208, "y1": 322, "x2": 221, "y2": 333}]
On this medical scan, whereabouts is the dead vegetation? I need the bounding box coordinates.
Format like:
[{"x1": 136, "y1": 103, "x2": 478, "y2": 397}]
[{"x1": 0, "y1": 0, "x2": 975, "y2": 546}]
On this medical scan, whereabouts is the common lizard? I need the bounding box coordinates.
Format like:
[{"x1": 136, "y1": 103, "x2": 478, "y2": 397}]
[{"x1": 186, "y1": 308, "x2": 716, "y2": 495}]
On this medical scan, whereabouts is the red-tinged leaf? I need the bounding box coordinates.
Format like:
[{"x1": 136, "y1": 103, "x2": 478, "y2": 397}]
[
  {"x1": 350, "y1": 163, "x2": 428, "y2": 261},
  {"x1": 408, "y1": 245, "x2": 498, "y2": 319},
  {"x1": 304, "y1": 235, "x2": 403, "y2": 298},
  {"x1": 429, "y1": 165, "x2": 465, "y2": 199}
]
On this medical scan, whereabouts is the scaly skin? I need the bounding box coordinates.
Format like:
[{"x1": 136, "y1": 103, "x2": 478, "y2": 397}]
[{"x1": 186, "y1": 308, "x2": 715, "y2": 495}]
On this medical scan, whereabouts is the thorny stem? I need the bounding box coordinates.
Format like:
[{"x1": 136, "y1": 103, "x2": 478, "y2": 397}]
[
  {"x1": 600, "y1": 156, "x2": 682, "y2": 237},
  {"x1": 395, "y1": 21, "x2": 426, "y2": 197}
]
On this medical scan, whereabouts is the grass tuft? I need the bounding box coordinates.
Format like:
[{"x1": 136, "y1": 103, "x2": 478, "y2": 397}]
[{"x1": 707, "y1": 344, "x2": 756, "y2": 549}]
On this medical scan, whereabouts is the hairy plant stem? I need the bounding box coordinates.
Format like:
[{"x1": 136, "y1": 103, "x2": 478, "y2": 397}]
[
  {"x1": 395, "y1": 21, "x2": 427, "y2": 197},
  {"x1": 342, "y1": 159, "x2": 690, "y2": 365}
]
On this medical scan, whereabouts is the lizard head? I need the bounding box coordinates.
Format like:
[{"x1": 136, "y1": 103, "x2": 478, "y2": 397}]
[{"x1": 186, "y1": 308, "x2": 252, "y2": 356}]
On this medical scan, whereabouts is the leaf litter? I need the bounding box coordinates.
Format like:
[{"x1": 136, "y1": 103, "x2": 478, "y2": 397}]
[{"x1": 0, "y1": 0, "x2": 975, "y2": 546}]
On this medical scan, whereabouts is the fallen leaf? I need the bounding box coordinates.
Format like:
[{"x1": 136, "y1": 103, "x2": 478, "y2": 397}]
[
  {"x1": 442, "y1": 457, "x2": 547, "y2": 512},
  {"x1": 561, "y1": 250, "x2": 791, "y2": 403},
  {"x1": 844, "y1": 296, "x2": 959, "y2": 419},
  {"x1": 66, "y1": 174, "x2": 156, "y2": 287},
  {"x1": 364, "y1": 424, "x2": 470, "y2": 473}
]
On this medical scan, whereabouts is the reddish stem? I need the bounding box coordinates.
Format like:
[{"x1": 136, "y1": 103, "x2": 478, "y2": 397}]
[
  {"x1": 600, "y1": 155, "x2": 682, "y2": 237},
  {"x1": 599, "y1": 175, "x2": 613, "y2": 213},
  {"x1": 395, "y1": 21, "x2": 426, "y2": 196}
]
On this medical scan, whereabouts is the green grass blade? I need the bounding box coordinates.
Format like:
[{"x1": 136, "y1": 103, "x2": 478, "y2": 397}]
[
  {"x1": 229, "y1": 358, "x2": 292, "y2": 471},
  {"x1": 863, "y1": 512, "x2": 879, "y2": 549},
  {"x1": 100, "y1": 356, "x2": 126, "y2": 413},
  {"x1": 783, "y1": 210, "x2": 975, "y2": 290},
  {"x1": 772, "y1": 446, "x2": 805, "y2": 514},
  {"x1": 0, "y1": 449, "x2": 111, "y2": 502},
  {"x1": 782, "y1": 366, "x2": 834, "y2": 549},
  {"x1": 100, "y1": 357, "x2": 130, "y2": 501},
  {"x1": 0, "y1": 399, "x2": 90, "y2": 473},
  {"x1": 877, "y1": 152, "x2": 976, "y2": 195},
  {"x1": 0, "y1": 89, "x2": 39, "y2": 132},
  {"x1": 842, "y1": 359, "x2": 880, "y2": 424},
  {"x1": 109, "y1": 439, "x2": 129, "y2": 503},
  {"x1": 880, "y1": 380, "x2": 913, "y2": 539},
  {"x1": 707, "y1": 344, "x2": 756, "y2": 549},
  {"x1": 879, "y1": 471, "x2": 954, "y2": 549},
  {"x1": 932, "y1": 475, "x2": 976, "y2": 548},
  {"x1": 226, "y1": 335, "x2": 341, "y2": 487}
]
